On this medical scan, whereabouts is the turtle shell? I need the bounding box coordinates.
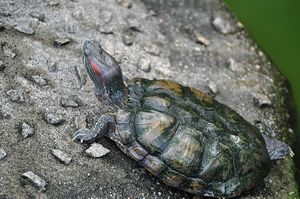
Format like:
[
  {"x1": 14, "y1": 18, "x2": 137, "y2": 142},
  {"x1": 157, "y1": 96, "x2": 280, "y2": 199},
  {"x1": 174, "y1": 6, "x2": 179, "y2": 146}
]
[{"x1": 108, "y1": 78, "x2": 271, "y2": 198}]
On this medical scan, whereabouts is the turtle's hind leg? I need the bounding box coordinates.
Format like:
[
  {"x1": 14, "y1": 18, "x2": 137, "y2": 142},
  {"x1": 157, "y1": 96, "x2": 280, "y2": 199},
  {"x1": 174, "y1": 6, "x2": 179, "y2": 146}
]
[{"x1": 73, "y1": 114, "x2": 115, "y2": 144}]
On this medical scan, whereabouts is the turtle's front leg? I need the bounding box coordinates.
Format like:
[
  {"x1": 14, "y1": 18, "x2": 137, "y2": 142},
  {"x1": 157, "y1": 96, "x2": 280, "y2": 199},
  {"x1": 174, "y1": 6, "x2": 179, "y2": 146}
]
[{"x1": 73, "y1": 114, "x2": 115, "y2": 144}]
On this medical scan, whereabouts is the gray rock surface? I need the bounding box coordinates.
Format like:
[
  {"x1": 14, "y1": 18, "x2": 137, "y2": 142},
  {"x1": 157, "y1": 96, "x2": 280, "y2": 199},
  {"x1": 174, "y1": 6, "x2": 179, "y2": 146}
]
[{"x1": 0, "y1": 0, "x2": 298, "y2": 198}]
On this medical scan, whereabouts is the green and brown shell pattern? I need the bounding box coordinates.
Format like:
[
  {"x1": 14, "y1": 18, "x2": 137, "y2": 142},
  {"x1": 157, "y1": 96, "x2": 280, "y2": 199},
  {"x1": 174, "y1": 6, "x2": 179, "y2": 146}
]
[{"x1": 108, "y1": 78, "x2": 271, "y2": 198}]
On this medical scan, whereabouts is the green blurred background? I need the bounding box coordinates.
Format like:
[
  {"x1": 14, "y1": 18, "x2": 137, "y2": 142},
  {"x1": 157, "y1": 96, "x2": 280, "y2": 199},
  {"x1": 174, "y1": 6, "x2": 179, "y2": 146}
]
[{"x1": 223, "y1": 0, "x2": 300, "y2": 179}]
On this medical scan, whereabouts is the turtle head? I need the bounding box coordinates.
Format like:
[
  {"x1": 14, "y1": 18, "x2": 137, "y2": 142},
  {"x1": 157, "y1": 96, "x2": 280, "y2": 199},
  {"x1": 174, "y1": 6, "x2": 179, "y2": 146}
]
[{"x1": 83, "y1": 40, "x2": 126, "y2": 106}]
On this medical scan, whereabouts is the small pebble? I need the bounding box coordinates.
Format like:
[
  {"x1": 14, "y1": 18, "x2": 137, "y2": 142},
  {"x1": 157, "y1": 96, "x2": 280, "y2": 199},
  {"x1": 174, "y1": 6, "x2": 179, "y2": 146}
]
[
  {"x1": 143, "y1": 43, "x2": 160, "y2": 56},
  {"x1": 21, "y1": 122, "x2": 34, "y2": 138},
  {"x1": 0, "y1": 110, "x2": 11, "y2": 119},
  {"x1": 48, "y1": 62, "x2": 59, "y2": 72},
  {"x1": 22, "y1": 171, "x2": 47, "y2": 191},
  {"x1": 53, "y1": 37, "x2": 71, "y2": 47},
  {"x1": 207, "y1": 81, "x2": 218, "y2": 95},
  {"x1": 44, "y1": 112, "x2": 64, "y2": 125},
  {"x1": 63, "y1": 24, "x2": 76, "y2": 34},
  {"x1": 60, "y1": 96, "x2": 80, "y2": 108},
  {"x1": 252, "y1": 93, "x2": 272, "y2": 108},
  {"x1": 126, "y1": 16, "x2": 141, "y2": 32},
  {"x1": 137, "y1": 57, "x2": 151, "y2": 72},
  {"x1": 51, "y1": 149, "x2": 72, "y2": 165},
  {"x1": 48, "y1": 0, "x2": 60, "y2": 6},
  {"x1": 122, "y1": 29, "x2": 135, "y2": 46},
  {"x1": 6, "y1": 89, "x2": 25, "y2": 103},
  {"x1": 194, "y1": 31, "x2": 210, "y2": 46},
  {"x1": 85, "y1": 143, "x2": 110, "y2": 158},
  {"x1": 2, "y1": 44, "x2": 16, "y2": 58},
  {"x1": 116, "y1": 0, "x2": 132, "y2": 8},
  {"x1": 29, "y1": 11, "x2": 45, "y2": 22},
  {"x1": 13, "y1": 24, "x2": 35, "y2": 35},
  {"x1": 212, "y1": 16, "x2": 234, "y2": 34},
  {"x1": 75, "y1": 66, "x2": 87, "y2": 87},
  {"x1": 0, "y1": 60, "x2": 5, "y2": 71},
  {"x1": 30, "y1": 75, "x2": 47, "y2": 86},
  {"x1": 227, "y1": 58, "x2": 246, "y2": 74},
  {"x1": 0, "y1": 149, "x2": 7, "y2": 160}
]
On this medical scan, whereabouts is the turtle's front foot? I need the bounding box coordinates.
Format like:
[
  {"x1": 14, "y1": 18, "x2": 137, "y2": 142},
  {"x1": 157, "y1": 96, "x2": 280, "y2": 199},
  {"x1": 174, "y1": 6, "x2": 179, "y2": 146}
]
[{"x1": 73, "y1": 128, "x2": 98, "y2": 144}]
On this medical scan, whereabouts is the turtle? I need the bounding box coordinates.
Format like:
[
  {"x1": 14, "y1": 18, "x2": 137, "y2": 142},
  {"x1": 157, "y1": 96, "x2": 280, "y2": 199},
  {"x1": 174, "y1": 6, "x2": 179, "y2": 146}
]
[{"x1": 73, "y1": 40, "x2": 292, "y2": 198}]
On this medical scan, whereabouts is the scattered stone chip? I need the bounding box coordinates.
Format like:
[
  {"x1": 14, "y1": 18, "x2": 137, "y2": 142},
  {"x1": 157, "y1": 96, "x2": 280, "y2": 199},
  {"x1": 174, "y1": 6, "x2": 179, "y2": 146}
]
[
  {"x1": 22, "y1": 171, "x2": 47, "y2": 191},
  {"x1": 143, "y1": 43, "x2": 160, "y2": 56},
  {"x1": 13, "y1": 24, "x2": 35, "y2": 35},
  {"x1": 60, "y1": 96, "x2": 80, "y2": 108},
  {"x1": 21, "y1": 122, "x2": 34, "y2": 138},
  {"x1": 85, "y1": 143, "x2": 110, "y2": 158},
  {"x1": 137, "y1": 57, "x2": 151, "y2": 72},
  {"x1": 53, "y1": 37, "x2": 71, "y2": 47},
  {"x1": 44, "y1": 112, "x2": 64, "y2": 125},
  {"x1": 207, "y1": 81, "x2": 218, "y2": 95},
  {"x1": 194, "y1": 31, "x2": 210, "y2": 46},
  {"x1": 0, "y1": 149, "x2": 7, "y2": 160},
  {"x1": 51, "y1": 149, "x2": 72, "y2": 165},
  {"x1": 116, "y1": 0, "x2": 132, "y2": 8},
  {"x1": 29, "y1": 11, "x2": 45, "y2": 22},
  {"x1": 212, "y1": 16, "x2": 235, "y2": 34},
  {"x1": 6, "y1": 89, "x2": 25, "y2": 103},
  {"x1": 30, "y1": 75, "x2": 47, "y2": 86},
  {"x1": 2, "y1": 44, "x2": 16, "y2": 58}
]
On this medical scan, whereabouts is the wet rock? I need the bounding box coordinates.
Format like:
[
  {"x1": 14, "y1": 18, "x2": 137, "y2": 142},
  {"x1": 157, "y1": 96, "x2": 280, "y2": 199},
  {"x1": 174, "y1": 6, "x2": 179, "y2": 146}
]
[
  {"x1": 143, "y1": 43, "x2": 160, "y2": 56},
  {"x1": 85, "y1": 143, "x2": 110, "y2": 158},
  {"x1": 207, "y1": 81, "x2": 218, "y2": 95},
  {"x1": 194, "y1": 31, "x2": 210, "y2": 46},
  {"x1": 122, "y1": 29, "x2": 135, "y2": 46},
  {"x1": 252, "y1": 93, "x2": 272, "y2": 108},
  {"x1": 212, "y1": 16, "x2": 235, "y2": 34},
  {"x1": 116, "y1": 0, "x2": 132, "y2": 8},
  {"x1": 6, "y1": 89, "x2": 25, "y2": 103},
  {"x1": 29, "y1": 12, "x2": 45, "y2": 22},
  {"x1": 53, "y1": 37, "x2": 71, "y2": 47},
  {"x1": 0, "y1": 60, "x2": 5, "y2": 71},
  {"x1": 227, "y1": 58, "x2": 246, "y2": 74},
  {"x1": 22, "y1": 171, "x2": 47, "y2": 191},
  {"x1": 43, "y1": 112, "x2": 64, "y2": 125},
  {"x1": 126, "y1": 16, "x2": 141, "y2": 32},
  {"x1": 21, "y1": 122, "x2": 34, "y2": 138},
  {"x1": 2, "y1": 44, "x2": 16, "y2": 58},
  {"x1": 30, "y1": 75, "x2": 47, "y2": 86},
  {"x1": 0, "y1": 149, "x2": 7, "y2": 160},
  {"x1": 13, "y1": 23, "x2": 35, "y2": 35},
  {"x1": 60, "y1": 96, "x2": 80, "y2": 108},
  {"x1": 51, "y1": 149, "x2": 72, "y2": 165},
  {"x1": 137, "y1": 56, "x2": 151, "y2": 72}
]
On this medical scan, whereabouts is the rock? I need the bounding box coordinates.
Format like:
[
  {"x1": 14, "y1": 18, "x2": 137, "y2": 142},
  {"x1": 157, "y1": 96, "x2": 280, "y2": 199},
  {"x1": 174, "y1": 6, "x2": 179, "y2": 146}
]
[
  {"x1": 63, "y1": 24, "x2": 77, "y2": 34},
  {"x1": 116, "y1": 0, "x2": 132, "y2": 8},
  {"x1": 6, "y1": 89, "x2": 25, "y2": 103},
  {"x1": 0, "y1": 60, "x2": 5, "y2": 71},
  {"x1": 60, "y1": 96, "x2": 80, "y2": 108},
  {"x1": 43, "y1": 112, "x2": 64, "y2": 125},
  {"x1": 122, "y1": 29, "x2": 135, "y2": 46},
  {"x1": 2, "y1": 44, "x2": 16, "y2": 58},
  {"x1": 13, "y1": 23, "x2": 35, "y2": 35},
  {"x1": 22, "y1": 171, "x2": 47, "y2": 191},
  {"x1": 30, "y1": 75, "x2": 47, "y2": 86},
  {"x1": 85, "y1": 143, "x2": 110, "y2": 158},
  {"x1": 29, "y1": 11, "x2": 45, "y2": 22},
  {"x1": 137, "y1": 56, "x2": 151, "y2": 72},
  {"x1": 21, "y1": 122, "x2": 34, "y2": 138},
  {"x1": 0, "y1": 149, "x2": 7, "y2": 160},
  {"x1": 207, "y1": 81, "x2": 218, "y2": 95},
  {"x1": 53, "y1": 37, "x2": 71, "y2": 47},
  {"x1": 212, "y1": 16, "x2": 235, "y2": 34},
  {"x1": 51, "y1": 149, "x2": 72, "y2": 165},
  {"x1": 143, "y1": 43, "x2": 160, "y2": 56},
  {"x1": 252, "y1": 93, "x2": 272, "y2": 108},
  {"x1": 194, "y1": 31, "x2": 210, "y2": 46}
]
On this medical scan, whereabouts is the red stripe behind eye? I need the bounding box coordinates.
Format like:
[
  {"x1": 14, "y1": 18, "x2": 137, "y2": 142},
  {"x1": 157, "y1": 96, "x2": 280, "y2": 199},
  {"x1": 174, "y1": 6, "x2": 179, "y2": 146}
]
[{"x1": 90, "y1": 58, "x2": 103, "y2": 77}]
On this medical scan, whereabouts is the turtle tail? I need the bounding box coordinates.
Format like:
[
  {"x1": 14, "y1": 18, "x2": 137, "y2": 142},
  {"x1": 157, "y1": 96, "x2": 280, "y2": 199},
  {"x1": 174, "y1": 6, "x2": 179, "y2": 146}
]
[{"x1": 262, "y1": 134, "x2": 294, "y2": 160}]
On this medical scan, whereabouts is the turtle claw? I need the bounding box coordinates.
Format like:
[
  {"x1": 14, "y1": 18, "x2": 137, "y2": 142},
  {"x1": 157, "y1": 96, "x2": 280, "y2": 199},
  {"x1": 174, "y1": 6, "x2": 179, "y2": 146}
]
[{"x1": 73, "y1": 128, "x2": 93, "y2": 143}]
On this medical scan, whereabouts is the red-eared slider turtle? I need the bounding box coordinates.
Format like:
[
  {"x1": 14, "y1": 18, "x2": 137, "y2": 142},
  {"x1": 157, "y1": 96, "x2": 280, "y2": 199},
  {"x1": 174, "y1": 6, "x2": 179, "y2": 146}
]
[{"x1": 73, "y1": 40, "x2": 292, "y2": 198}]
